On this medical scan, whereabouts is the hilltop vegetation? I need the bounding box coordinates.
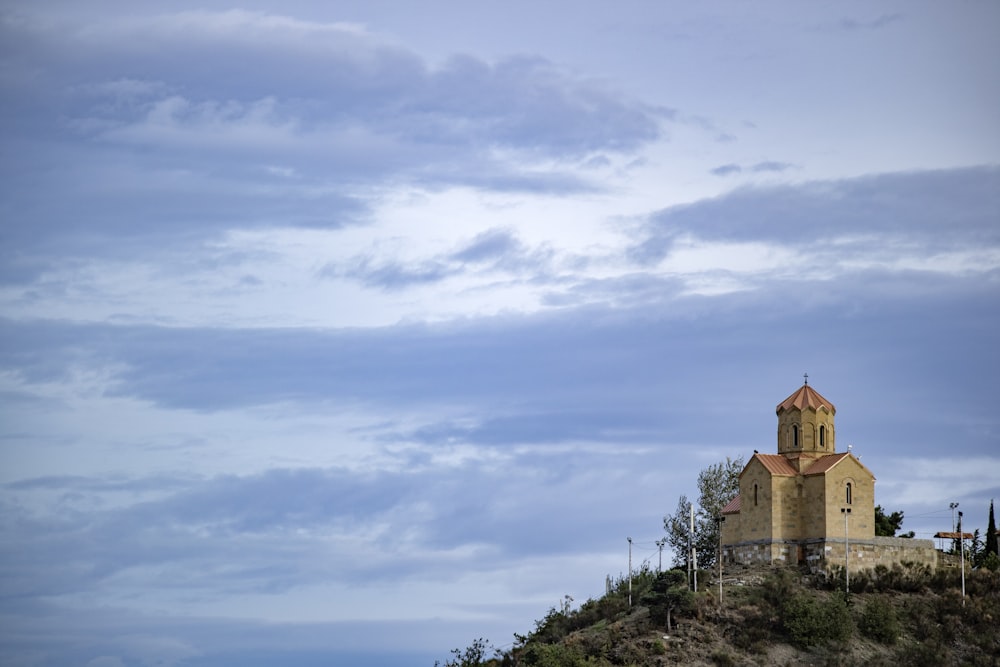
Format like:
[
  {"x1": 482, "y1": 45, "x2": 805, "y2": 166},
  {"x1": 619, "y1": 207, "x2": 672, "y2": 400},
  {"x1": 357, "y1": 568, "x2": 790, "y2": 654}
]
[{"x1": 436, "y1": 562, "x2": 1000, "y2": 667}]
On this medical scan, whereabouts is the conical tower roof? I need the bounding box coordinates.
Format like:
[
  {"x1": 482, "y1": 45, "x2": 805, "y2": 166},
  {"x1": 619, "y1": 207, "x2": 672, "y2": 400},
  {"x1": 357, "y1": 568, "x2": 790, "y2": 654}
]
[{"x1": 776, "y1": 383, "x2": 836, "y2": 415}]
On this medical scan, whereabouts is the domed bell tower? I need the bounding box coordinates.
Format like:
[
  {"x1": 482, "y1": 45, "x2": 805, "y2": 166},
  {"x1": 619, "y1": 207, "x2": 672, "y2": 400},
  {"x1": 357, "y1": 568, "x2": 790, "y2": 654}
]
[{"x1": 776, "y1": 375, "x2": 836, "y2": 461}]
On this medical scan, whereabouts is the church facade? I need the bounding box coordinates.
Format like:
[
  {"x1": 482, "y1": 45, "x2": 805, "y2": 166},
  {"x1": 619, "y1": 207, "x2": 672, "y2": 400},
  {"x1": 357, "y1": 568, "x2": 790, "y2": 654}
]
[{"x1": 720, "y1": 382, "x2": 936, "y2": 570}]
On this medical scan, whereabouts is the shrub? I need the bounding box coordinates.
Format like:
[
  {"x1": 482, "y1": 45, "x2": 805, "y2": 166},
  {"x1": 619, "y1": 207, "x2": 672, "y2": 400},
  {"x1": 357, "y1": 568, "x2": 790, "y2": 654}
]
[
  {"x1": 781, "y1": 591, "x2": 853, "y2": 648},
  {"x1": 982, "y1": 551, "x2": 1000, "y2": 572},
  {"x1": 710, "y1": 650, "x2": 736, "y2": 666},
  {"x1": 849, "y1": 569, "x2": 872, "y2": 593},
  {"x1": 758, "y1": 568, "x2": 799, "y2": 606},
  {"x1": 436, "y1": 638, "x2": 498, "y2": 667},
  {"x1": 894, "y1": 637, "x2": 949, "y2": 667},
  {"x1": 519, "y1": 642, "x2": 587, "y2": 667},
  {"x1": 859, "y1": 595, "x2": 900, "y2": 644}
]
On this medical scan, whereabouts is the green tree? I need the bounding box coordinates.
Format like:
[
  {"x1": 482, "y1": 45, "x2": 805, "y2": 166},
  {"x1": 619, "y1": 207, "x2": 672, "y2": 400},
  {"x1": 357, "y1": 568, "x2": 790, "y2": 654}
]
[
  {"x1": 663, "y1": 495, "x2": 693, "y2": 570},
  {"x1": 663, "y1": 457, "x2": 743, "y2": 568},
  {"x1": 969, "y1": 529, "x2": 983, "y2": 567},
  {"x1": 874, "y1": 505, "x2": 914, "y2": 538},
  {"x1": 642, "y1": 569, "x2": 693, "y2": 632},
  {"x1": 986, "y1": 499, "x2": 998, "y2": 559}
]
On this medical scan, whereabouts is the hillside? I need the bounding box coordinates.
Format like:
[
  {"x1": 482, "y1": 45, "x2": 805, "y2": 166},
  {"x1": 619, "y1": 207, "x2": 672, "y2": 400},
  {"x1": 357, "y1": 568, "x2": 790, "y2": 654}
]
[{"x1": 436, "y1": 562, "x2": 1000, "y2": 667}]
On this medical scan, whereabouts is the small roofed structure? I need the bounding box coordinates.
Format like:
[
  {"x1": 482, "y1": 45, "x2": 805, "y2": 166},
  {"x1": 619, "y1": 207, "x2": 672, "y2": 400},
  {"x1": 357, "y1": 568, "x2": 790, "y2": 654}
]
[{"x1": 934, "y1": 532, "x2": 974, "y2": 540}]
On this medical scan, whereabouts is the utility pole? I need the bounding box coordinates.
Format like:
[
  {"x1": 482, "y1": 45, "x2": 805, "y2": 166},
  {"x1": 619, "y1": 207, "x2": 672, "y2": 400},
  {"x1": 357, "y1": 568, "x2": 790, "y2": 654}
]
[
  {"x1": 950, "y1": 502, "x2": 960, "y2": 555},
  {"x1": 690, "y1": 504, "x2": 698, "y2": 592},
  {"x1": 841, "y1": 507, "x2": 851, "y2": 593},
  {"x1": 627, "y1": 536, "x2": 633, "y2": 608},
  {"x1": 656, "y1": 538, "x2": 665, "y2": 573},
  {"x1": 958, "y1": 512, "x2": 966, "y2": 606},
  {"x1": 717, "y1": 515, "x2": 725, "y2": 607}
]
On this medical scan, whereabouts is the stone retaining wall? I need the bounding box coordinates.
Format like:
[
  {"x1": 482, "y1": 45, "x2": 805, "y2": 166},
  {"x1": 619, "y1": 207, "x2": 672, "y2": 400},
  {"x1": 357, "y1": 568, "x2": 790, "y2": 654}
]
[{"x1": 724, "y1": 536, "x2": 937, "y2": 571}]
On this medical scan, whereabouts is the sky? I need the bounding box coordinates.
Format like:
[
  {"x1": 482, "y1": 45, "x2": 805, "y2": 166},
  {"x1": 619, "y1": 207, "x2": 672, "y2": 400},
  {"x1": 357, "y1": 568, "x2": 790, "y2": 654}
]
[{"x1": 1, "y1": 1, "x2": 998, "y2": 665}]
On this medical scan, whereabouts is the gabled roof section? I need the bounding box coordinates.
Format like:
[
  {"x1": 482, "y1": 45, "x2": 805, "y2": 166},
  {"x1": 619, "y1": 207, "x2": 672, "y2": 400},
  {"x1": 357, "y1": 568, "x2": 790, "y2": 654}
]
[
  {"x1": 776, "y1": 384, "x2": 836, "y2": 415},
  {"x1": 721, "y1": 495, "x2": 741, "y2": 515},
  {"x1": 802, "y1": 452, "x2": 849, "y2": 475},
  {"x1": 751, "y1": 453, "x2": 799, "y2": 477},
  {"x1": 803, "y1": 452, "x2": 876, "y2": 479}
]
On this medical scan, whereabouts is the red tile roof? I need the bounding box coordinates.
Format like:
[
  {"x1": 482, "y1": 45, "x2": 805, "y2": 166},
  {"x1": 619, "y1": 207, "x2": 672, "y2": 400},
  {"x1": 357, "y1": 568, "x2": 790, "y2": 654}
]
[
  {"x1": 721, "y1": 495, "x2": 741, "y2": 514},
  {"x1": 802, "y1": 452, "x2": 876, "y2": 479},
  {"x1": 753, "y1": 453, "x2": 799, "y2": 476},
  {"x1": 776, "y1": 384, "x2": 836, "y2": 416},
  {"x1": 802, "y1": 452, "x2": 849, "y2": 475}
]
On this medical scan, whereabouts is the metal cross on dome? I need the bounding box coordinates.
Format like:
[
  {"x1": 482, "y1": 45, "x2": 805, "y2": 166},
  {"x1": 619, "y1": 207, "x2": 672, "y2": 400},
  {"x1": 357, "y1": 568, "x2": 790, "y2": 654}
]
[{"x1": 803, "y1": 372, "x2": 809, "y2": 385}]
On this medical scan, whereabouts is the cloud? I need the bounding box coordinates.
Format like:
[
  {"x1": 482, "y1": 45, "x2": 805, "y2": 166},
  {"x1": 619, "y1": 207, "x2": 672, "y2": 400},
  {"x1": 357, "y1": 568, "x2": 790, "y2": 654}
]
[
  {"x1": 631, "y1": 166, "x2": 1000, "y2": 265},
  {"x1": 710, "y1": 164, "x2": 742, "y2": 177},
  {"x1": 0, "y1": 445, "x2": 666, "y2": 612},
  {"x1": 332, "y1": 227, "x2": 553, "y2": 290},
  {"x1": 0, "y1": 10, "x2": 668, "y2": 281},
  {"x1": 451, "y1": 228, "x2": 523, "y2": 264},
  {"x1": 749, "y1": 160, "x2": 794, "y2": 173},
  {"x1": 837, "y1": 13, "x2": 904, "y2": 32},
  {"x1": 341, "y1": 256, "x2": 459, "y2": 290},
  {"x1": 710, "y1": 161, "x2": 794, "y2": 177},
  {"x1": 2, "y1": 260, "x2": 997, "y2": 452},
  {"x1": 11, "y1": 11, "x2": 666, "y2": 162}
]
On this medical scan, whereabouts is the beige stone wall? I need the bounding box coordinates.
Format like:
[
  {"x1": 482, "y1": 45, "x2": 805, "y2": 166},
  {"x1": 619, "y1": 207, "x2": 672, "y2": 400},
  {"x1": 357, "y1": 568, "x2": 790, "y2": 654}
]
[
  {"x1": 801, "y1": 474, "x2": 827, "y2": 539},
  {"x1": 720, "y1": 513, "x2": 740, "y2": 545},
  {"x1": 736, "y1": 459, "x2": 774, "y2": 543},
  {"x1": 777, "y1": 406, "x2": 835, "y2": 455},
  {"x1": 772, "y1": 475, "x2": 800, "y2": 541},
  {"x1": 813, "y1": 537, "x2": 937, "y2": 570},
  {"x1": 819, "y1": 457, "x2": 874, "y2": 540},
  {"x1": 725, "y1": 537, "x2": 938, "y2": 571}
]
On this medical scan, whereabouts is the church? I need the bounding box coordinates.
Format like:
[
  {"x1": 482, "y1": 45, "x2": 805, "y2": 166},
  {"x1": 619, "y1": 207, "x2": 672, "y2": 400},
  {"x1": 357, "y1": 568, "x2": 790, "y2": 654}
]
[{"x1": 719, "y1": 380, "x2": 936, "y2": 570}]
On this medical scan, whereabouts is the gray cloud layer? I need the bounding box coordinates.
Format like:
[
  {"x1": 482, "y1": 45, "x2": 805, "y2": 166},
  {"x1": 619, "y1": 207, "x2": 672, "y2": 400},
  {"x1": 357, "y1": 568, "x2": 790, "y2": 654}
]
[
  {"x1": 0, "y1": 11, "x2": 670, "y2": 279},
  {"x1": 632, "y1": 166, "x2": 1000, "y2": 264}
]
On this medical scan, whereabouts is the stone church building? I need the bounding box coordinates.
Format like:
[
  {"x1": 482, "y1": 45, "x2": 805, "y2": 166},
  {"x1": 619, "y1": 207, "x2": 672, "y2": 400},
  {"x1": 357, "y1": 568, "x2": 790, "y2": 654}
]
[{"x1": 719, "y1": 381, "x2": 936, "y2": 570}]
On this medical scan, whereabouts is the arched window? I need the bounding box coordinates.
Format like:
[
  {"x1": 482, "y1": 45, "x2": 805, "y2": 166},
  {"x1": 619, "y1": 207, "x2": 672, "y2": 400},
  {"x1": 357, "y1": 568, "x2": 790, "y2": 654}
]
[
  {"x1": 793, "y1": 425, "x2": 799, "y2": 448},
  {"x1": 845, "y1": 482, "x2": 852, "y2": 505},
  {"x1": 754, "y1": 483, "x2": 759, "y2": 506},
  {"x1": 819, "y1": 425, "x2": 826, "y2": 448}
]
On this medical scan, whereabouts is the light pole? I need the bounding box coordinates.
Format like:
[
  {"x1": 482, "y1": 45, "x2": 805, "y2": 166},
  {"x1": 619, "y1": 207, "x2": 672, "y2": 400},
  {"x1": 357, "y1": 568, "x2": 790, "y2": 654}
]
[
  {"x1": 841, "y1": 507, "x2": 851, "y2": 593},
  {"x1": 958, "y1": 512, "x2": 966, "y2": 606},
  {"x1": 717, "y1": 515, "x2": 725, "y2": 607},
  {"x1": 950, "y1": 502, "x2": 960, "y2": 555},
  {"x1": 627, "y1": 537, "x2": 633, "y2": 608},
  {"x1": 690, "y1": 503, "x2": 698, "y2": 592}
]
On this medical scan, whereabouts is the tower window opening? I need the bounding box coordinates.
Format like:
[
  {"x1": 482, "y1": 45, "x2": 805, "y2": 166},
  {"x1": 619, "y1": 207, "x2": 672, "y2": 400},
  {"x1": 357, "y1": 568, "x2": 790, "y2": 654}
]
[
  {"x1": 820, "y1": 425, "x2": 826, "y2": 448},
  {"x1": 793, "y1": 425, "x2": 799, "y2": 448},
  {"x1": 754, "y1": 484, "x2": 759, "y2": 506},
  {"x1": 845, "y1": 482, "x2": 852, "y2": 505}
]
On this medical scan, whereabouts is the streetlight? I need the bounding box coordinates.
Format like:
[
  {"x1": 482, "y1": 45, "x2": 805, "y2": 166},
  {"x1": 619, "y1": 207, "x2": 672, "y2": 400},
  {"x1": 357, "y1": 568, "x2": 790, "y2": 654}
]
[
  {"x1": 717, "y1": 515, "x2": 725, "y2": 607},
  {"x1": 958, "y1": 512, "x2": 966, "y2": 606},
  {"x1": 627, "y1": 537, "x2": 633, "y2": 608},
  {"x1": 841, "y1": 507, "x2": 852, "y2": 593},
  {"x1": 950, "y1": 502, "x2": 960, "y2": 555},
  {"x1": 690, "y1": 504, "x2": 698, "y2": 592}
]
